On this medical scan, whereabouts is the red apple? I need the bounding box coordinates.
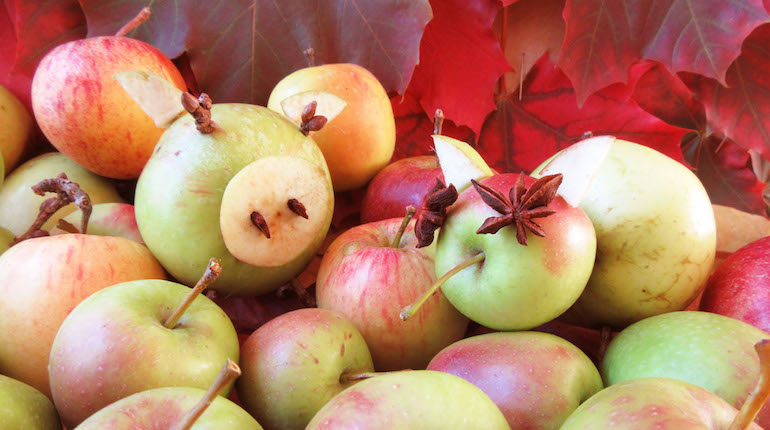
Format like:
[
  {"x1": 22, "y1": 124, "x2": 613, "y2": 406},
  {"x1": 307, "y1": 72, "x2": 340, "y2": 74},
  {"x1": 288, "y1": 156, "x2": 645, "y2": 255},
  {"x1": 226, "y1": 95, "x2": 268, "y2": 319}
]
[
  {"x1": 316, "y1": 215, "x2": 469, "y2": 370},
  {"x1": 361, "y1": 155, "x2": 443, "y2": 223},
  {"x1": 700, "y1": 236, "x2": 770, "y2": 333}
]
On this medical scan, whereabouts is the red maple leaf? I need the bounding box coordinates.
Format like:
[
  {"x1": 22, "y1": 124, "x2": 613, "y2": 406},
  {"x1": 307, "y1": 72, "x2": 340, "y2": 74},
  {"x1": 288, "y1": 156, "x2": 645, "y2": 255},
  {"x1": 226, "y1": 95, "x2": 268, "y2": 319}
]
[
  {"x1": 683, "y1": 24, "x2": 770, "y2": 162},
  {"x1": 558, "y1": 0, "x2": 769, "y2": 106},
  {"x1": 406, "y1": 0, "x2": 512, "y2": 135}
]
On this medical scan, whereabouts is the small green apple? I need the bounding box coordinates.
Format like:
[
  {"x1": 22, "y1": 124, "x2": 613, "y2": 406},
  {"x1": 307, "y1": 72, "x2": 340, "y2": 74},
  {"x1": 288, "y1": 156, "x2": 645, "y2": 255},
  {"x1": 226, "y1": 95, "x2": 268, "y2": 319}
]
[{"x1": 0, "y1": 375, "x2": 60, "y2": 430}]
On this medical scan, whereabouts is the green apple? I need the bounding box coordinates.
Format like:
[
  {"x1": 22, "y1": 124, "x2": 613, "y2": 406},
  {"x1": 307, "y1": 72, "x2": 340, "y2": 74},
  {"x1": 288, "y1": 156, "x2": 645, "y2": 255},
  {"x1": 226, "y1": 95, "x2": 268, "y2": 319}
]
[
  {"x1": 237, "y1": 308, "x2": 374, "y2": 430},
  {"x1": 49, "y1": 265, "x2": 239, "y2": 428},
  {"x1": 532, "y1": 135, "x2": 716, "y2": 328},
  {"x1": 427, "y1": 332, "x2": 602, "y2": 429},
  {"x1": 0, "y1": 84, "x2": 34, "y2": 174},
  {"x1": 602, "y1": 311, "x2": 770, "y2": 427},
  {"x1": 305, "y1": 370, "x2": 511, "y2": 429},
  {"x1": 560, "y1": 377, "x2": 763, "y2": 430},
  {"x1": 135, "y1": 101, "x2": 333, "y2": 295},
  {"x1": 0, "y1": 375, "x2": 60, "y2": 430},
  {"x1": 51, "y1": 202, "x2": 143, "y2": 243},
  {"x1": 0, "y1": 152, "x2": 123, "y2": 235},
  {"x1": 0, "y1": 226, "x2": 13, "y2": 254},
  {"x1": 433, "y1": 134, "x2": 494, "y2": 193}
]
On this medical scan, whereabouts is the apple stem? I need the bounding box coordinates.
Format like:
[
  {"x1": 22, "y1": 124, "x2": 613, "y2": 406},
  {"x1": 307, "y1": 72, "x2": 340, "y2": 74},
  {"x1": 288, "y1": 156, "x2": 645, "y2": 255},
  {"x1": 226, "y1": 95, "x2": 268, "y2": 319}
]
[
  {"x1": 275, "y1": 278, "x2": 316, "y2": 307},
  {"x1": 597, "y1": 326, "x2": 612, "y2": 361},
  {"x1": 400, "y1": 252, "x2": 485, "y2": 321},
  {"x1": 304, "y1": 48, "x2": 316, "y2": 67},
  {"x1": 728, "y1": 339, "x2": 770, "y2": 430},
  {"x1": 163, "y1": 258, "x2": 222, "y2": 329},
  {"x1": 170, "y1": 358, "x2": 241, "y2": 430},
  {"x1": 115, "y1": 7, "x2": 151, "y2": 37},
  {"x1": 339, "y1": 369, "x2": 408, "y2": 384},
  {"x1": 433, "y1": 109, "x2": 444, "y2": 135},
  {"x1": 391, "y1": 205, "x2": 417, "y2": 248},
  {"x1": 250, "y1": 211, "x2": 271, "y2": 238},
  {"x1": 56, "y1": 218, "x2": 80, "y2": 234},
  {"x1": 13, "y1": 173, "x2": 92, "y2": 245},
  {"x1": 287, "y1": 199, "x2": 309, "y2": 219},
  {"x1": 181, "y1": 92, "x2": 214, "y2": 133}
]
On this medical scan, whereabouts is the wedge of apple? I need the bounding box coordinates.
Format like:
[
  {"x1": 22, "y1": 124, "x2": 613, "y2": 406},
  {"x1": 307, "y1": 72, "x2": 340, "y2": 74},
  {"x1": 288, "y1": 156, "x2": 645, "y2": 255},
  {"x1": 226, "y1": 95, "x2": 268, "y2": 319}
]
[
  {"x1": 433, "y1": 134, "x2": 494, "y2": 193},
  {"x1": 114, "y1": 70, "x2": 186, "y2": 128},
  {"x1": 279, "y1": 90, "x2": 347, "y2": 129},
  {"x1": 219, "y1": 155, "x2": 334, "y2": 268}
]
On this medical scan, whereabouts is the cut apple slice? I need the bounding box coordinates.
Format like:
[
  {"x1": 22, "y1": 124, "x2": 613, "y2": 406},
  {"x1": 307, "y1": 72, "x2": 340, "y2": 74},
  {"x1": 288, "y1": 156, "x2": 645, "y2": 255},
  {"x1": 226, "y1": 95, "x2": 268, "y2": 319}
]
[
  {"x1": 114, "y1": 70, "x2": 186, "y2": 128},
  {"x1": 532, "y1": 135, "x2": 615, "y2": 207},
  {"x1": 220, "y1": 156, "x2": 333, "y2": 268},
  {"x1": 433, "y1": 134, "x2": 494, "y2": 193},
  {"x1": 280, "y1": 90, "x2": 347, "y2": 127}
]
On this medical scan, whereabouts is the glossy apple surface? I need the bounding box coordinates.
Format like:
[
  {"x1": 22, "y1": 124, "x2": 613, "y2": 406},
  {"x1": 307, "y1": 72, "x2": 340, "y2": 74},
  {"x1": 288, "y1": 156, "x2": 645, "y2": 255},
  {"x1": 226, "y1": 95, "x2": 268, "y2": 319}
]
[
  {"x1": 306, "y1": 370, "x2": 510, "y2": 429},
  {"x1": 0, "y1": 85, "x2": 34, "y2": 174},
  {"x1": 268, "y1": 63, "x2": 395, "y2": 191},
  {"x1": 49, "y1": 278, "x2": 239, "y2": 428},
  {"x1": 427, "y1": 331, "x2": 602, "y2": 429},
  {"x1": 317, "y1": 218, "x2": 468, "y2": 370},
  {"x1": 0, "y1": 234, "x2": 165, "y2": 396},
  {"x1": 435, "y1": 173, "x2": 596, "y2": 330},
  {"x1": 136, "y1": 103, "x2": 332, "y2": 296},
  {"x1": 0, "y1": 375, "x2": 61, "y2": 430},
  {"x1": 31, "y1": 36, "x2": 186, "y2": 179},
  {"x1": 237, "y1": 308, "x2": 374, "y2": 430}
]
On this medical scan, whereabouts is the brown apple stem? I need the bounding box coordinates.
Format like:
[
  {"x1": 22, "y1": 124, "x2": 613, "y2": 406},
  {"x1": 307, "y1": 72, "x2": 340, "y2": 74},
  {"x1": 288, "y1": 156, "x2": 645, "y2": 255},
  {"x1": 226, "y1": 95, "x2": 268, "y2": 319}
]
[
  {"x1": 287, "y1": 198, "x2": 309, "y2": 219},
  {"x1": 250, "y1": 211, "x2": 271, "y2": 238},
  {"x1": 299, "y1": 101, "x2": 328, "y2": 135},
  {"x1": 275, "y1": 278, "x2": 316, "y2": 307},
  {"x1": 170, "y1": 358, "x2": 241, "y2": 430},
  {"x1": 304, "y1": 48, "x2": 316, "y2": 67},
  {"x1": 400, "y1": 252, "x2": 485, "y2": 321},
  {"x1": 115, "y1": 7, "x2": 150, "y2": 37},
  {"x1": 597, "y1": 326, "x2": 612, "y2": 361},
  {"x1": 728, "y1": 339, "x2": 770, "y2": 430},
  {"x1": 339, "y1": 369, "x2": 409, "y2": 384},
  {"x1": 391, "y1": 205, "x2": 417, "y2": 248},
  {"x1": 13, "y1": 173, "x2": 92, "y2": 245},
  {"x1": 182, "y1": 92, "x2": 213, "y2": 134},
  {"x1": 433, "y1": 109, "x2": 444, "y2": 135},
  {"x1": 56, "y1": 218, "x2": 80, "y2": 234},
  {"x1": 164, "y1": 258, "x2": 222, "y2": 329}
]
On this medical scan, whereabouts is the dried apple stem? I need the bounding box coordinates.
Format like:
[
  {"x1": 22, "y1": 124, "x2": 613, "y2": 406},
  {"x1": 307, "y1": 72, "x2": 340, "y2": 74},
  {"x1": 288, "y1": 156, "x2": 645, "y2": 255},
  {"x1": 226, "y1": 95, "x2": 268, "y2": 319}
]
[
  {"x1": 728, "y1": 339, "x2": 770, "y2": 430},
  {"x1": 339, "y1": 370, "x2": 408, "y2": 384},
  {"x1": 56, "y1": 218, "x2": 80, "y2": 234},
  {"x1": 164, "y1": 258, "x2": 222, "y2": 329},
  {"x1": 115, "y1": 7, "x2": 150, "y2": 37},
  {"x1": 391, "y1": 205, "x2": 417, "y2": 248},
  {"x1": 400, "y1": 252, "x2": 485, "y2": 320},
  {"x1": 13, "y1": 173, "x2": 92, "y2": 245},
  {"x1": 433, "y1": 109, "x2": 444, "y2": 135},
  {"x1": 299, "y1": 101, "x2": 328, "y2": 135},
  {"x1": 170, "y1": 359, "x2": 240, "y2": 430},
  {"x1": 304, "y1": 48, "x2": 316, "y2": 67},
  {"x1": 598, "y1": 326, "x2": 612, "y2": 361},
  {"x1": 182, "y1": 92, "x2": 213, "y2": 133},
  {"x1": 275, "y1": 279, "x2": 316, "y2": 308}
]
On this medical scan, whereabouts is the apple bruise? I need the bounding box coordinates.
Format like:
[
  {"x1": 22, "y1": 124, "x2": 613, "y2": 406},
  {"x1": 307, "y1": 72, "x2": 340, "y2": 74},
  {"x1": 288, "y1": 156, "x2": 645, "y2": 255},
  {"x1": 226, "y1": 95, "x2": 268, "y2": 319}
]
[{"x1": 220, "y1": 155, "x2": 333, "y2": 268}]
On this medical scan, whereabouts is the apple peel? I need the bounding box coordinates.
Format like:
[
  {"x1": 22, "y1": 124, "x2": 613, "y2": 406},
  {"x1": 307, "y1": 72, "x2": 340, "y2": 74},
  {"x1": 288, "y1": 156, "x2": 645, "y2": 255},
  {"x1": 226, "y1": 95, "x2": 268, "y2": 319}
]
[
  {"x1": 280, "y1": 90, "x2": 347, "y2": 128},
  {"x1": 220, "y1": 156, "x2": 333, "y2": 268},
  {"x1": 534, "y1": 135, "x2": 615, "y2": 207},
  {"x1": 114, "y1": 70, "x2": 186, "y2": 128},
  {"x1": 433, "y1": 134, "x2": 493, "y2": 193}
]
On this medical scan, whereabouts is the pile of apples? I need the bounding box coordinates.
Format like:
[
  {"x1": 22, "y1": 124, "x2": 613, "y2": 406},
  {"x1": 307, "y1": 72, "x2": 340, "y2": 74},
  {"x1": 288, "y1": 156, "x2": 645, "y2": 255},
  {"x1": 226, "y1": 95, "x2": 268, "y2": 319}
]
[{"x1": 1, "y1": 14, "x2": 770, "y2": 430}]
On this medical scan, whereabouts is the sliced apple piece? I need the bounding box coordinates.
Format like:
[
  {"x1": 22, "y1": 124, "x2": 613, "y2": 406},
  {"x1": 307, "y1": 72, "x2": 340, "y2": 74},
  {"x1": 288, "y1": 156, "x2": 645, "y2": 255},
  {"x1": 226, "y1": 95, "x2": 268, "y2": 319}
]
[
  {"x1": 114, "y1": 70, "x2": 186, "y2": 128},
  {"x1": 280, "y1": 90, "x2": 347, "y2": 128},
  {"x1": 532, "y1": 135, "x2": 615, "y2": 207},
  {"x1": 220, "y1": 155, "x2": 334, "y2": 268},
  {"x1": 432, "y1": 134, "x2": 494, "y2": 192}
]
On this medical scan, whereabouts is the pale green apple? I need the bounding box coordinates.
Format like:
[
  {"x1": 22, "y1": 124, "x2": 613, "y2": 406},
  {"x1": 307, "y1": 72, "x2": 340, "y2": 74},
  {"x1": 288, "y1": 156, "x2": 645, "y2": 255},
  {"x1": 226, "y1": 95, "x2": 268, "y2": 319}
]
[
  {"x1": 51, "y1": 202, "x2": 143, "y2": 243},
  {"x1": 135, "y1": 103, "x2": 333, "y2": 295},
  {"x1": 602, "y1": 311, "x2": 769, "y2": 427},
  {"x1": 0, "y1": 375, "x2": 60, "y2": 430},
  {"x1": 49, "y1": 279, "x2": 239, "y2": 428},
  {"x1": 532, "y1": 135, "x2": 716, "y2": 328},
  {"x1": 561, "y1": 377, "x2": 762, "y2": 429},
  {"x1": 0, "y1": 226, "x2": 13, "y2": 253},
  {"x1": 75, "y1": 386, "x2": 262, "y2": 429},
  {"x1": 0, "y1": 152, "x2": 123, "y2": 235},
  {"x1": 306, "y1": 370, "x2": 511, "y2": 429}
]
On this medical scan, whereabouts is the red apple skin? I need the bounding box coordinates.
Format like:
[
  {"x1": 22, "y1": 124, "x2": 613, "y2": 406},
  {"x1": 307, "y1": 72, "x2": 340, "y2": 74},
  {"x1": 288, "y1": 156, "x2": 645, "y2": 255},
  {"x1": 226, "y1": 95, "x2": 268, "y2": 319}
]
[
  {"x1": 0, "y1": 234, "x2": 166, "y2": 397},
  {"x1": 316, "y1": 218, "x2": 469, "y2": 371},
  {"x1": 700, "y1": 236, "x2": 770, "y2": 333},
  {"x1": 31, "y1": 36, "x2": 186, "y2": 179},
  {"x1": 427, "y1": 332, "x2": 603, "y2": 430},
  {"x1": 360, "y1": 156, "x2": 443, "y2": 223}
]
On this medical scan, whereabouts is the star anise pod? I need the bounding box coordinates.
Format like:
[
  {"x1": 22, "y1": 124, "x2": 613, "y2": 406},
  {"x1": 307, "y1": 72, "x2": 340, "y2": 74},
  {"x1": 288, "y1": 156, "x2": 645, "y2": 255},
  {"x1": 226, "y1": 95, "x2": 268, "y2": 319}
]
[
  {"x1": 414, "y1": 178, "x2": 458, "y2": 248},
  {"x1": 470, "y1": 173, "x2": 563, "y2": 246}
]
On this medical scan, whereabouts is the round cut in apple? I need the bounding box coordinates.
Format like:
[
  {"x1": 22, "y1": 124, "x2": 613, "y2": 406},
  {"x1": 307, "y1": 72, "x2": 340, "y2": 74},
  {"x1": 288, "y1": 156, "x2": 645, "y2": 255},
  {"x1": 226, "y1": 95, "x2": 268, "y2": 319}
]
[{"x1": 220, "y1": 155, "x2": 333, "y2": 268}]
